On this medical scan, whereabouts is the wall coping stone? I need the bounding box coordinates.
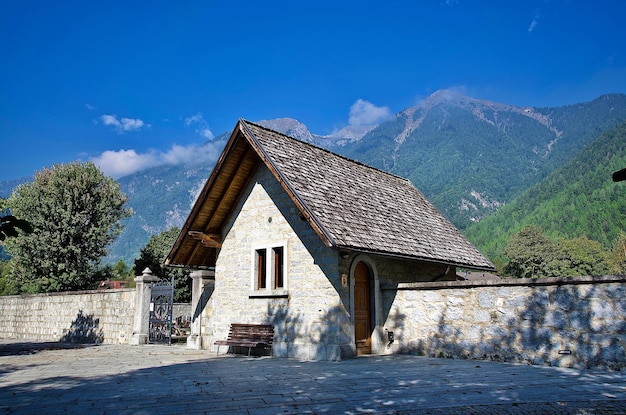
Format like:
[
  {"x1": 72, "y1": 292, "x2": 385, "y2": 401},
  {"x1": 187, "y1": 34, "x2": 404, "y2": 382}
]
[
  {"x1": 1, "y1": 288, "x2": 135, "y2": 299},
  {"x1": 382, "y1": 274, "x2": 626, "y2": 291}
]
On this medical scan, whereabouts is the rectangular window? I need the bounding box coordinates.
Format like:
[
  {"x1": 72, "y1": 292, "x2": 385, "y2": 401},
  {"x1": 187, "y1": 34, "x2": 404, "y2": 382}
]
[{"x1": 252, "y1": 245, "x2": 287, "y2": 293}]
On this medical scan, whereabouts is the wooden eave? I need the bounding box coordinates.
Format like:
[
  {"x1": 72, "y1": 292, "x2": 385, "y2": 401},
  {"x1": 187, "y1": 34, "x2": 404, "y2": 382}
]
[
  {"x1": 165, "y1": 119, "x2": 341, "y2": 269},
  {"x1": 165, "y1": 122, "x2": 261, "y2": 268}
]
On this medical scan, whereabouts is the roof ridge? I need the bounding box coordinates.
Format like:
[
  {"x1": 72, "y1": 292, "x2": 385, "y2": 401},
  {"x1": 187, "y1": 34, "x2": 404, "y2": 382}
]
[
  {"x1": 239, "y1": 118, "x2": 338, "y2": 248},
  {"x1": 241, "y1": 119, "x2": 412, "y2": 184}
]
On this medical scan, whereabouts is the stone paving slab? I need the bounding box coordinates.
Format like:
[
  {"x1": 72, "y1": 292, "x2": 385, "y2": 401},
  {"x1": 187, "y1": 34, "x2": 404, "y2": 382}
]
[{"x1": 0, "y1": 340, "x2": 625, "y2": 414}]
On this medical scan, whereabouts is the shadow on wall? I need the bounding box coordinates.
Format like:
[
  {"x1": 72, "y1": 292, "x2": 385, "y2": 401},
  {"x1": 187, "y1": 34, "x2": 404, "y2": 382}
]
[
  {"x1": 60, "y1": 309, "x2": 104, "y2": 344},
  {"x1": 260, "y1": 303, "x2": 355, "y2": 360},
  {"x1": 193, "y1": 286, "x2": 212, "y2": 322},
  {"x1": 381, "y1": 288, "x2": 407, "y2": 350},
  {"x1": 382, "y1": 306, "x2": 408, "y2": 351},
  {"x1": 406, "y1": 283, "x2": 626, "y2": 370}
]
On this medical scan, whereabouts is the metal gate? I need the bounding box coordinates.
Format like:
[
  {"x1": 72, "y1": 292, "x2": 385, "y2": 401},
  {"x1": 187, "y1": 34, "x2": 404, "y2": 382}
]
[{"x1": 149, "y1": 277, "x2": 174, "y2": 345}]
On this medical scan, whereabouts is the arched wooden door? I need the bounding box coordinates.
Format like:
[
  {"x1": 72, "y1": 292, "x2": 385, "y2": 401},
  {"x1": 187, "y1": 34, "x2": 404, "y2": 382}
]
[{"x1": 354, "y1": 261, "x2": 372, "y2": 355}]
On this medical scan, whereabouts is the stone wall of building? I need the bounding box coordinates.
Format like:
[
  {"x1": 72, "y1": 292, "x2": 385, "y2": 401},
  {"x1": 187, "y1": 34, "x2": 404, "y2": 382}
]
[
  {"x1": 0, "y1": 289, "x2": 136, "y2": 344},
  {"x1": 362, "y1": 254, "x2": 456, "y2": 283},
  {"x1": 382, "y1": 275, "x2": 626, "y2": 370},
  {"x1": 205, "y1": 165, "x2": 353, "y2": 360}
]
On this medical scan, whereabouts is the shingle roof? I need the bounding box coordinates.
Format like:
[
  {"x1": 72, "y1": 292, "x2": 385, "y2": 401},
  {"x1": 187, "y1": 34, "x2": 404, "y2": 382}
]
[{"x1": 166, "y1": 119, "x2": 495, "y2": 271}]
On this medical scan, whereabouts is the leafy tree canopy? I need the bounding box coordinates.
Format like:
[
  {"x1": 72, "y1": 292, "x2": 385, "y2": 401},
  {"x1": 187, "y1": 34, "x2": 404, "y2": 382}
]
[
  {"x1": 610, "y1": 231, "x2": 626, "y2": 274},
  {"x1": 4, "y1": 162, "x2": 131, "y2": 293},
  {"x1": 504, "y1": 225, "x2": 612, "y2": 278},
  {"x1": 134, "y1": 227, "x2": 190, "y2": 302},
  {"x1": 93, "y1": 259, "x2": 135, "y2": 288}
]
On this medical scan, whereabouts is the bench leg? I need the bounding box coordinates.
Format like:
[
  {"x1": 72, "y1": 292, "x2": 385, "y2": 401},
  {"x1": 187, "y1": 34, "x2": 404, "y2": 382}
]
[{"x1": 216, "y1": 344, "x2": 220, "y2": 356}]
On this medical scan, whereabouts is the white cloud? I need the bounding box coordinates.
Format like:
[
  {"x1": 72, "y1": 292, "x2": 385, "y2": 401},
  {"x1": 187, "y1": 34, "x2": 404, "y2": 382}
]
[
  {"x1": 185, "y1": 112, "x2": 214, "y2": 140},
  {"x1": 120, "y1": 117, "x2": 145, "y2": 131},
  {"x1": 184, "y1": 113, "x2": 204, "y2": 126},
  {"x1": 348, "y1": 99, "x2": 392, "y2": 126},
  {"x1": 91, "y1": 149, "x2": 156, "y2": 178},
  {"x1": 85, "y1": 104, "x2": 97, "y2": 111},
  {"x1": 99, "y1": 114, "x2": 150, "y2": 133},
  {"x1": 528, "y1": 9, "x2": 541, "y2": 32},
  {"x1": 91, "y1": 141, "x2": 225, "y2": 179},
  {"x1": 199, "y1": 128, "x2": 213, "y2": 139},
  {"x1": 101, "y1": 114, "x2": 120, "y2": 127}
]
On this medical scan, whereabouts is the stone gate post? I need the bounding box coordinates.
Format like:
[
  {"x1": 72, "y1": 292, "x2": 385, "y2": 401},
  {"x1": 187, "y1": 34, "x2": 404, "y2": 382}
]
[
  {"x1": 187, "y1": 269, "x2": 215, "y2": 350},
  {"x1": 130, "y1": 268, "x2": 159, "y2": 345}
]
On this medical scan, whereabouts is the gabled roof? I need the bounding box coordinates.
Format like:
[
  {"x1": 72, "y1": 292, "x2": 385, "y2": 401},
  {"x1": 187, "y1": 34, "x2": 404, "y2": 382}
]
[{"x1": 165, "y1": 119, "x2": 495, "y2": 271}]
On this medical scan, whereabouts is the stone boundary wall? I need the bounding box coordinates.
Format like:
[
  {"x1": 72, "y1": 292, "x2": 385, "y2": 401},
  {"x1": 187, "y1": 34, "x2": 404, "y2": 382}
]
[
  {"x1": 382, "y1": 275, "x2": 626, "y2": 370},
  {"x1": 0, "y1": 289, "x2": 136, "y2": 344}
]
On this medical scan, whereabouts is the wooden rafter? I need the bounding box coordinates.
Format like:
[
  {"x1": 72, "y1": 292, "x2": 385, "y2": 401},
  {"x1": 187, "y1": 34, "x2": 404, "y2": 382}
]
[{"x1": 188, "y1": 231, "x2": 222, "y2": 248}]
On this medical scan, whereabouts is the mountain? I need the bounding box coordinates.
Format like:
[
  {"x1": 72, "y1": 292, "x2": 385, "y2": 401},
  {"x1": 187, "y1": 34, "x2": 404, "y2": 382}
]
[
  {"x1": 256, "y1": 118, "x2": 317, "y2": 143},
  {"x1": 0, "y1": 177, "x2": 31, "y2": 199},
  {"x1": 256, "y1": 117, "x2": 373, "y2": 148},
  {"x1": 464, "y1": 120, "x2": 626, "y2": 263},
  {"x1": 105, "y1": 133, "x2": 230, "y2": 265},
  {"x1": 342, "y1": 91, "x2": 626, "y2": 228},
  {"x1": 2, "y1": 92, "x2": 626, "y2": 267}
]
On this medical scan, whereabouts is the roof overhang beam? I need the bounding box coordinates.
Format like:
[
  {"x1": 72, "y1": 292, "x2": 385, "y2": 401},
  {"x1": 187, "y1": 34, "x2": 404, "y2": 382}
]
[{"x1": 188, "y1": 231, "x2": 222, "y2": 248}]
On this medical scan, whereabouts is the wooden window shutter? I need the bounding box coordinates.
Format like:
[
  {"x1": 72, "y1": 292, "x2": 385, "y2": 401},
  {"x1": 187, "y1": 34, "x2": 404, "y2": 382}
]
[
  {"x1": 256, "y1": 249, "x2": 266, "y2": 289},
  {"x1": 273, "y1": 247, "x2": 284, "y2": 288}
]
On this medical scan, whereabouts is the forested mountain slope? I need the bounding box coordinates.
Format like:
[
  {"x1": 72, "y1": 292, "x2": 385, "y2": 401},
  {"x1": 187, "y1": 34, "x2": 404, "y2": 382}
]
[
  {"x1": 464, "y1": 121, "x2": 626, "y2": 263},
  {"x1": 3, "y1": 93, "x2": 626, "y2": 268},
  {"x1": 342, "y1": 92, "x2": 626, "y2": 228}
]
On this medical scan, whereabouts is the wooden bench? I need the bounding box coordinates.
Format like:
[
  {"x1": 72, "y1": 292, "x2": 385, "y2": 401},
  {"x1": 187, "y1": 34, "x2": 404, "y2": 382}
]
[{"x1": 214, "y1": 323, "x2": 274, "y2": 357}]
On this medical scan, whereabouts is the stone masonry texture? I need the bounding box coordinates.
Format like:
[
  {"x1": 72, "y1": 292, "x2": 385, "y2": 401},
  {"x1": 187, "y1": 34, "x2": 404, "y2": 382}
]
[
  {"x1": 206, "y1": 164, "x2": 353, "y2": 360},
  {"x1": 0, "y1": 289, "x2": 136, "y2": 344},
  {"x1": 382, "y1": 276, "x2": 625, "y2": 370}
]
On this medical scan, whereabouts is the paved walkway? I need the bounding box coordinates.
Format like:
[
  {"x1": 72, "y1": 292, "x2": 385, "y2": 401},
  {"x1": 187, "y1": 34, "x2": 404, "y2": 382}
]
[{"x1": 1, "y1": 340, "x2": 625, "y2": 414}]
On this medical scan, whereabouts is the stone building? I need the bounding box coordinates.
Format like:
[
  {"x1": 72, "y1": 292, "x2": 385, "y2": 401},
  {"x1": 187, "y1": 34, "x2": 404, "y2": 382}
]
[{"x1": 165, "y1": 120, "x2": 495, "y2": 360}]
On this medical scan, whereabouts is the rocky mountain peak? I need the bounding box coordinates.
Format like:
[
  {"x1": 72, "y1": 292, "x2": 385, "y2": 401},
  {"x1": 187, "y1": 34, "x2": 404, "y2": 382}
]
[
  {"x1": 256, "y1": 118, "x2": 315, "y2": 143},
  {"x1": 396, "y1": 89, "x2": 562, "y2": 143}
]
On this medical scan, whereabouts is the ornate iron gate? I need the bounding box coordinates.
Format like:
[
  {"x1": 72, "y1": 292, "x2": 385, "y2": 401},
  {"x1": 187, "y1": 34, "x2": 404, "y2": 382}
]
[{"x1": 149, "y1": 277, "x2": 174, "y2": 345}]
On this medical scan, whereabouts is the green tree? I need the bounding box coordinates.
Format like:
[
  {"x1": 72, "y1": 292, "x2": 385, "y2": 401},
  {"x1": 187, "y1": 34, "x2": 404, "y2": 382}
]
[
  {"x1": 4, "y1": 162, "x2": 131, "y2": 293},
  {"x1": 92, "y1": 259, "x2": 135, "y2": 288},
  {"x1": 112, "y1": 259, "x2": 133, "y2": 279},
  {"x1": 0, "y1": 260, "x2": 18, "y2": 296},
  {"x1": 134, "y1": 227, "x2": 190, "y2": 302},
  {"x1": 504, "y1": 225, "x2": 614, "y2": 278},
  {"x1": 504, "y1": 225, "x2": 559, "y2": 278},
  {"x1": 555, "y1": 236, "x2": 611, "y2": 276},
  {"x1": 610, "y1": 231, "x2": 626, "y2": 274}
]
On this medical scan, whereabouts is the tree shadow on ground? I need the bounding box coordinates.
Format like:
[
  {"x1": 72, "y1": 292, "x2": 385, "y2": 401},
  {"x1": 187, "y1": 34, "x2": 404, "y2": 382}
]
[
  {"x1": 1, "y1": 347, "x2": 625, "y2": 415},
  {"x1": 0, "y1": 341, "x2": 96, "y2": 357}
]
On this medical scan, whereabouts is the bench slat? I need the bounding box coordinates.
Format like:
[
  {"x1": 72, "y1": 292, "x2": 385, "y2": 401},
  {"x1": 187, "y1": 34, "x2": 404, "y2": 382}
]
[{"x1": 215, "y1": 323, "x2": 274, "y2": 357}]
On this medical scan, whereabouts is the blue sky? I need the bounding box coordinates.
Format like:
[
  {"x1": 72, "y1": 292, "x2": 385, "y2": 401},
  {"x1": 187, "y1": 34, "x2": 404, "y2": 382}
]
[{"x1": 2, "y1": 1, "x2": 625, "y2": 182}]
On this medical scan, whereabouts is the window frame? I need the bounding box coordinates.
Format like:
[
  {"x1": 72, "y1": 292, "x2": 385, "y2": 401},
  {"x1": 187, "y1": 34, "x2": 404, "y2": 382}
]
[{"x1": 251, "y1": 242, "x2": 288, "y2": 297}]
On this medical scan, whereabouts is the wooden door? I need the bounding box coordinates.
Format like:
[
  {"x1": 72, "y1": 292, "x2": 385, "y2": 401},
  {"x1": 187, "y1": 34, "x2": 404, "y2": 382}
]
[{"x1": 354, "y1": 261, "x2": 372, "y2": 355}]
